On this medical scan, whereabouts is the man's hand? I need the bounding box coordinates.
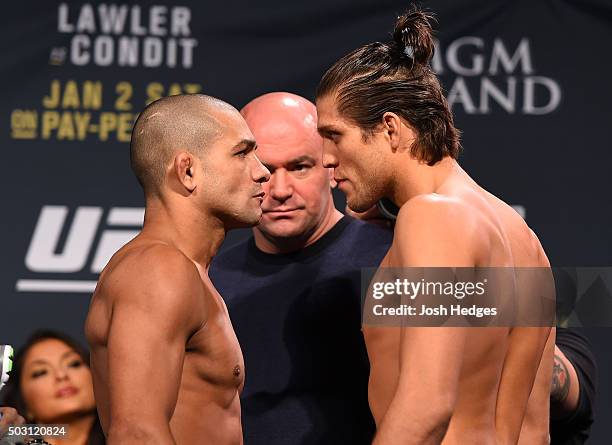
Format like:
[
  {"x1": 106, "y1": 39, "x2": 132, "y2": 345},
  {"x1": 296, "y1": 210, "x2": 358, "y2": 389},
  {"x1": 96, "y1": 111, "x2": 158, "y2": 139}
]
[{"x1": 0, "y1": 407, "x2": 25, "y2": 438}]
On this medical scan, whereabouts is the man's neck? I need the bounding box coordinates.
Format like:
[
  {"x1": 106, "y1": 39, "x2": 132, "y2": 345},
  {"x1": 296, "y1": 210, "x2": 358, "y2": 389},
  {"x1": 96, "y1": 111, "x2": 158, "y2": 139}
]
[
  {"x1": 391, "y1": 156, "x2": 466, "y2": 206},
  {"x1": 253, "y1": 205, "x2": 344, "y2": 254},
  {"x1": 141, "y1": 198, "x2": 226, "y2": 268}
]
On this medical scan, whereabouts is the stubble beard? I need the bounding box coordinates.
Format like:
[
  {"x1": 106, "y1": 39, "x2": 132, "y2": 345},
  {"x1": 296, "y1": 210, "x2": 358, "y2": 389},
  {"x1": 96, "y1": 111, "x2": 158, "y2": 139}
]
[{"x1": 347, "y1": 184, "x2": 380, "y2": 213}]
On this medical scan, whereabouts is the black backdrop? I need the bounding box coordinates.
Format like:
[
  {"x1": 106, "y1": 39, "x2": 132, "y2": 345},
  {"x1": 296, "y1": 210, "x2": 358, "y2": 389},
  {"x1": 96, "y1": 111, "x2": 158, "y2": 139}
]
[{"x1": 1, "y1": 0, "x2": 611, "y2": 441}]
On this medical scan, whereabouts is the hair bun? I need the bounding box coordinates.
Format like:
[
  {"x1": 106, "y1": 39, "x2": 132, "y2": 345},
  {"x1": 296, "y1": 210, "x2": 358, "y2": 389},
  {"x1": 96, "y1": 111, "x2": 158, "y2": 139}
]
[{"x1": 392, "y1": 7, "x2": 436, "y2": 66}]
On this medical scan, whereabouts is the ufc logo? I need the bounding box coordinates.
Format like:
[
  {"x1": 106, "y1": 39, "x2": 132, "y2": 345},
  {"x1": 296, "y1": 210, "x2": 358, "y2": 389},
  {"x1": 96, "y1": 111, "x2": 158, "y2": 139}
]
[{"x1": 25, "y1": 205, "x2": 144, "y2": 274}]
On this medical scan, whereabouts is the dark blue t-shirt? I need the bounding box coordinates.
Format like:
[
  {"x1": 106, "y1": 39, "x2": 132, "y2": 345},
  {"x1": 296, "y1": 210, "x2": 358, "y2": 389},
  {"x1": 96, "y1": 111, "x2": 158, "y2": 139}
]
[{"x1": 210, "y1": 216, "x2": 393, "y2": 445}]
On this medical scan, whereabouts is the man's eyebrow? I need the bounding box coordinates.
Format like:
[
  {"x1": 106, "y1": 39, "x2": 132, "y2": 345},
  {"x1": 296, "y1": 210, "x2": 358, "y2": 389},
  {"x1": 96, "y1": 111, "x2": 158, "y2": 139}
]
[
  {"x1": 317, "y1": 125, "x2": 341, "y2": 135},
  {"x1": 288, "y1": 155, "x2": 316, "y2": 165},
  {"x1": 232, "y1": 139, "x2": 257, "y2": 151}
]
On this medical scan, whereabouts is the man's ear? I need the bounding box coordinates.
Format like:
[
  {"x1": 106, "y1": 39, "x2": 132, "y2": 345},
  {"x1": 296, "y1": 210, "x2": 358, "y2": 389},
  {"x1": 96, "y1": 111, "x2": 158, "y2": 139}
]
[
  {"x1": 382, "y1": 112, "x2": 403, "y2": 151},
  {"x1": 173, "y1": 151, "x2": 197, "y2": 192}
]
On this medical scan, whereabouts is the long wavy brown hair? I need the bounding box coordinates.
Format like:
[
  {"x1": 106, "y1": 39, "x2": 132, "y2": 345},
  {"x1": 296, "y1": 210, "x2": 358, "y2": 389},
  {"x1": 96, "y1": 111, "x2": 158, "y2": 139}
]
[{"x1": 317, "y1": 6, "x2": 461, "y2": 166}]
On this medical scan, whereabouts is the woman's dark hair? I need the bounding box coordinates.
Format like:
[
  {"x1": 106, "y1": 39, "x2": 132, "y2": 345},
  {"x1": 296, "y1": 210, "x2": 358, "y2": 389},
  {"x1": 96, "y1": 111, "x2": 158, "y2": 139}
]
[
  {"x1": 316, "y1": 6, "x2": 460, "y2": 165},
  {"x1": 0, "y1": 330, "x2": 105, "y2": 445}
]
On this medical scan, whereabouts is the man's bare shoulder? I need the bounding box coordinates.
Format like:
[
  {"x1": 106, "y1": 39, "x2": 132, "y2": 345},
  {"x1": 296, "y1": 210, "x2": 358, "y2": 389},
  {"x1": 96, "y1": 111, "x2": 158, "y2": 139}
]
[
  {"x1": 95, "y1": 240, "x2": 206, "y2": 312},
  {"x1": 397, "y1": 193, "x2": 473, "y2": 221},
  {"x1": 518, "y1": 226, "x2": 550, "y2": 267},
  {"x1": 484, "y1": 193, "x2": 550, "y2": 267},
  {"x1": 392, "y1": 194, "x2": 481, "y2": 266}
]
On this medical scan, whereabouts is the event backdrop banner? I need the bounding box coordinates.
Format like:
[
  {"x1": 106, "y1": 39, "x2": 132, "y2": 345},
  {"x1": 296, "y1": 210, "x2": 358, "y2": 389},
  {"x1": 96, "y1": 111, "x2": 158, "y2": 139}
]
[{"x1": 1, "y1": 0, "x2": 611, "y2": 440}]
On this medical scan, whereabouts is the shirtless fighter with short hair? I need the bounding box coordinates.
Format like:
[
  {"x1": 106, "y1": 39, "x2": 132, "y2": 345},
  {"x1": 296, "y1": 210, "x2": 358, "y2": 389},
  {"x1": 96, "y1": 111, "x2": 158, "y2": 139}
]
[
  {"x1": 85, "y1": 94, "x2": 270, "y2": 445},
  {"x1": 316, "y1": 9, "x2": 554, "y2": 445}
]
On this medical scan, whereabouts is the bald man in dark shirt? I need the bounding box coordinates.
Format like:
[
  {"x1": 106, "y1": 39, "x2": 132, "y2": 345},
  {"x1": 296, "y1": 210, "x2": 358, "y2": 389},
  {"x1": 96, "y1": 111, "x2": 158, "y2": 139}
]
[{"x1": 211, "y1": 92, "x2": 390, "y2": 444}]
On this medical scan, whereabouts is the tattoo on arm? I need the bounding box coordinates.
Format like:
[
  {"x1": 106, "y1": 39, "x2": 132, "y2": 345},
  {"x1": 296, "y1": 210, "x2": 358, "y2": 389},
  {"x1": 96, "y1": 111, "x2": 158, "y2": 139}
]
[{"x1": 551, "y1": 353, "x2": 570, "y2": 403}]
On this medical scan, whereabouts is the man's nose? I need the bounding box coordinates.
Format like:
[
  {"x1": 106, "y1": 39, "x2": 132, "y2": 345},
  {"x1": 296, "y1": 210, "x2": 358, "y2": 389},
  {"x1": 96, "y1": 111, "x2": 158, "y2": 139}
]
[
  {"x1": 252, "y1": 154, "x2": 271, "y2": 184},
  {"x1": 269, "y1": 170, "x2": 293, "y2": 202},
  {"x1": 322, "y1": 142, "x2": 339, "y2": 169}
]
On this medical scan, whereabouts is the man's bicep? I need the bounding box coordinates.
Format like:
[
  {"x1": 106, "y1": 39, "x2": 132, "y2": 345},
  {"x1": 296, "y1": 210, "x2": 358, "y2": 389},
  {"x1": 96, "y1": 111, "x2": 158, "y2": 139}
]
[
  {"x1": 106, "y1": 298, "x2": 187, "y2": 426},
  {"x1": 397, "y1": 327, "x2": 467, "y2": 403}
]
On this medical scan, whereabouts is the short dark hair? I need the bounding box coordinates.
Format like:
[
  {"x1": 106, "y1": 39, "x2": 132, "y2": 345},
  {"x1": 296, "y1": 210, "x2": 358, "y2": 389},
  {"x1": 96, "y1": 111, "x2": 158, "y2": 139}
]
[
  {"x1": 130, "y1": 94, "x2": 234, "y2": 196},
  {"x1": 316, "y1": 7, "x2": 460, "y2": 165},
  {"x1": 0, "y1": 330, "x2": 105, "y2": 445}
]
